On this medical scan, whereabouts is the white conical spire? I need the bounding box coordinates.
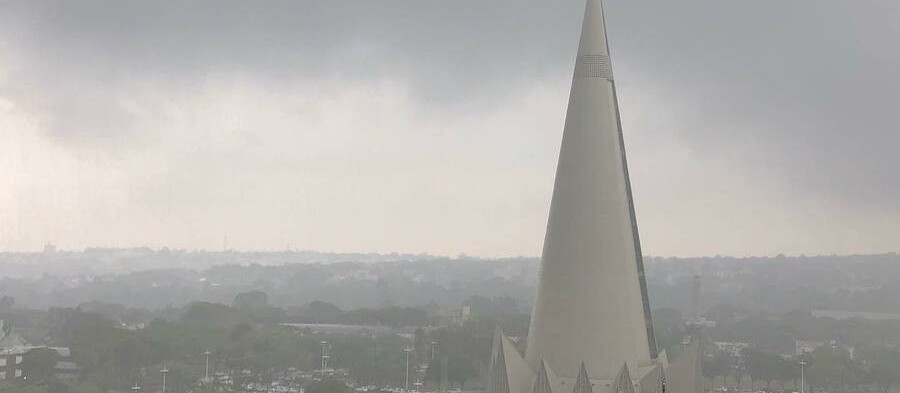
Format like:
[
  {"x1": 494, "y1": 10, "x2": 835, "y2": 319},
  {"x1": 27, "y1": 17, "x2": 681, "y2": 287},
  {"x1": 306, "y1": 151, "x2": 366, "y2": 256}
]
[
  {"x1": 525, "y1": 0, "x2": 657, "y2": 381},
  {"x1": 575, "y1": 0, "x2": 612, "y2": 71}
]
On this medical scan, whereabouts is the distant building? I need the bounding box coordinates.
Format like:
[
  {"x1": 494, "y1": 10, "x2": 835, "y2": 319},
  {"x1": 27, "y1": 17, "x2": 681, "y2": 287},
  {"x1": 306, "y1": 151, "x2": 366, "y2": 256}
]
[
  {"x1": 794, "y1": 340, "x2": 856, "y2": 359},
  {"x1": 713, "y1": 342, "x2": 751, "y2": 357},
  {"x1": 812, "y1": 310, "x2": 900, "y2": 321},
  {"x1": 280, "y1": 323, "x2": 394, "y2": 335},
  {"x1": 436, "y1": 306, "x2": 472, "y2": 327},
  {"x1": 795, "y1": 340, "x2": 824, "y2": 356},
  {"x1": 453, "y1": 306, "x2": 471, "y2": 326},
  {"x1": 0, "y1": 350, "x2": 23, "y2": 380},
  {"x1": 827, "y1": 340, "x2": 856, "y2": 360},
  {"x1": 685, "y1": 275, "x2": 716, "y2": 328},
  {"x1": 121, "y1": 323, "x2": 146, "y2": 331},
  {"x1": 0, "y1": 346, "x2": 78, "y2": 381},
  {"x1": 686, "y1": 318, "x2": 717, "y2": 329}
]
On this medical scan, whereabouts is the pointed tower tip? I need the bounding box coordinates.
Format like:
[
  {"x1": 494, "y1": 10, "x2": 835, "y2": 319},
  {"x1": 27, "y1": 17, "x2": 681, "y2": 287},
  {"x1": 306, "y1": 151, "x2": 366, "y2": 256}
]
[
  {"x1": 577, "y1": 0, "x2": 611, "y2": 56},
  {"x1": 574, "y1": 0, "x2": 614, "y2": 80}
]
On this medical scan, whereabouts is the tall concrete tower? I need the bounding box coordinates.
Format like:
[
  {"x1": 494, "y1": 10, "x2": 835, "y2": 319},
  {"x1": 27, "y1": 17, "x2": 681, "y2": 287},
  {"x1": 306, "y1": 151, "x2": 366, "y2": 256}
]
[
  {"x1": 524, "y1": 0, "x2": 655, "y2": 379},
  {"x1": 487, "y1": 1, "x2": 701, "y2": 393}
]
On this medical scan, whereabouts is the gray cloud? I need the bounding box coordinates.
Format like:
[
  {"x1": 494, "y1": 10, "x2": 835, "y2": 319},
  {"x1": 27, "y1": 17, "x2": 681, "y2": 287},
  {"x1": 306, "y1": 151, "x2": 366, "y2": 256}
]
[
  {"x1": 1, "y1": 0, "x2": 584, "y2": 146},
  {"x1": 605, "y1": 0, "x2": 900, "y2": 205},
  {"x1": 1, "y1": 0, "x2": 898, "y2": 255}
]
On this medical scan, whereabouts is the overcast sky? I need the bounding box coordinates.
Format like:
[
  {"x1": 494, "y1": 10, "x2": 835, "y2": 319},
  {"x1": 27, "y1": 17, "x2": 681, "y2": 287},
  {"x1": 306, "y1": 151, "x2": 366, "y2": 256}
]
[{"x1": 1, "y1": 0, "x2": 898, "y2": 257}]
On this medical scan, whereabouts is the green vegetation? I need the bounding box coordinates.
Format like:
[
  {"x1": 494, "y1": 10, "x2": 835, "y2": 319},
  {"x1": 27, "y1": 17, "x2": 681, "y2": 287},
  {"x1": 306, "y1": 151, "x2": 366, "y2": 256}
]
[
  {"x1": 20, "y1": 347, "x2": 61, "y2": 384},
  {"x1": 1, "y1": 291, "x2": 536, "y2": 392},
  {"x1": 6, "y1": 252, "x2": 900, "y2": 392},
  {"x1": 0, "y1": 380, "x2": 100, "y2": 393},
  {"x1": 698, "y1": 341, "x2": 900, "y2": 393},
  {"x1": 55, "y1": 304, "x2": 313, "y2": 392},
  {"x1": 307, "y1": 379, "x2": 353, "y2": 393},
  {"x1": 17, "y1": 294, "x2": 900, "y2": 393},
  {"x1": 741, "y1": 348, "x2": 797, "y2": 388}
]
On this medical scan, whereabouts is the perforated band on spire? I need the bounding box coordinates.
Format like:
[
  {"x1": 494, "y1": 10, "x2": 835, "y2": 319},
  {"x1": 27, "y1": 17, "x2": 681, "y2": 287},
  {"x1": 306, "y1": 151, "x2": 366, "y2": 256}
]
[{"x1": 574, "y1": 54, "x2": 613, "y2": 79}]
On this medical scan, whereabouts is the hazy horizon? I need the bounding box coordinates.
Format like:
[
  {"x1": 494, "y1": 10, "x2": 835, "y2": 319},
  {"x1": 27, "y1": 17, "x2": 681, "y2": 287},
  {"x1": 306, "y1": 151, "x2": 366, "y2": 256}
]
[{"x1": 4, "y1": 245, "x2": 899, "y2": 261}]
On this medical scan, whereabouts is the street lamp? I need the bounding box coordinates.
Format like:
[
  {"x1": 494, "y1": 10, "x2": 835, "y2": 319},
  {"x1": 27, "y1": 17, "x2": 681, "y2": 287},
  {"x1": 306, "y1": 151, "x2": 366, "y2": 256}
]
[
  {"x1": 321, "y1": 341, "x2": 331, "y2": 379},
  {"x1": 160, "y1": 366, "x2": 169, "y2": 393},
  {"x1": 799, "y1": 359, "x2": 807, "y2": 393},
  {"x1": 404, "y1": 348, "x2": 412, "y2": 391},
  {"x1": 204, "y1": 351, "x2": 212, "y2": 384}
]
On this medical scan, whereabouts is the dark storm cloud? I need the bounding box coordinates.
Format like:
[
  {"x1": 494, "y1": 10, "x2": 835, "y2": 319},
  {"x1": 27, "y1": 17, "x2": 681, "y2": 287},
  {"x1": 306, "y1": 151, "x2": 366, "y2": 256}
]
[
  {"x1": 0, "y1": 0, "x2": 585, "y2": 148},
  {"x1": 2, "y1": 0, "x2": 582, "y2": 107},
  {"x1": 605, "y1": 0, "x2": 900, "y2": 205},
  {"x1": 2, "y1": 0, "x2": 898, "y2": 203}
]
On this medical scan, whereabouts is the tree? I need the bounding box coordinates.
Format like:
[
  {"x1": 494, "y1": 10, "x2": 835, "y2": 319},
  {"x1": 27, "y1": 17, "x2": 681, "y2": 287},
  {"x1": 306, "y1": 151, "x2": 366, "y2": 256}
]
[
  {"x1": 808, "y1": 348, "x2": 856, "y2": 393},
  {"x1": 702, "y1": 353, "x2": 731, "y2": 389},
  {"x1": 868, "y1": 350, "x2": 900, "y2": 393},
  {"x1": 21, "y1": 347, "x2": 61, "y2": 384},
  {"x1": 229, "y1": 322, "x2": 253, "y2": 341},
  {"x1": 463, "y1": 296, "x2": 496, "y2": 316},
  {"x1": 0, "y1": 296, "x2": 15, "y2": 312},
  {"x1": 777, "y1": 357, "x2": 801, "y2": 389},
  {"x1": 0, "y1": 380, "x2": 46, "y2": 393},
  {"x1": 191, "y1": 386, "x2": 229, "y2": 393},
  {"x1": 446, "y1": 356, "x2": 477, "y2": 388},
  {"x1": 181, "y1": 302, "x2": 248, "y2": 329},
  {"x1": 742, "y1": 348, "x2": 786, "y2": 388},
  {"x1": 233, "y1": 291, "x2": 269, "y2": 310},
  {"x1": 301, "y1": 301, "x2": 343, "y2": 323},
  {"x1": 493, "y1": 296, "x2": 520, "y2": 315},
  {"x1": 306, "y1": 379, "x2": 352, "y2": 393}
]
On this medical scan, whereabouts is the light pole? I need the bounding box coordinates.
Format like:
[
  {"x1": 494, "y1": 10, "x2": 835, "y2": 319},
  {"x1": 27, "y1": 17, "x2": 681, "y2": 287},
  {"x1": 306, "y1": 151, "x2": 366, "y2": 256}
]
[
  {"x1": 799, "y1": 359, "x2": 807, "y2": 393},
  {"x1": 204, "y1": 351, "x2": 212, "y2": 384},
  {"x1": 430, "y1": 341, "x2": 438, "y2": 361},
  {"x1": 404, "y1": 348, "x2": 412, "y2": 391},
  {"x1": 321, "y1": 341, "x2": 330, "y2": 379},
  {"x1": 160, "y1": 366, "x2": 169, "y2": 393}
]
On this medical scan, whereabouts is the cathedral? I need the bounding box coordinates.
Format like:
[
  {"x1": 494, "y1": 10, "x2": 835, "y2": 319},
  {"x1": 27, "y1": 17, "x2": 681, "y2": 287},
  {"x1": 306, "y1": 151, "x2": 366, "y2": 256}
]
[{"x1": 487, "y1": 1, "x2": 703, "y2": 393}]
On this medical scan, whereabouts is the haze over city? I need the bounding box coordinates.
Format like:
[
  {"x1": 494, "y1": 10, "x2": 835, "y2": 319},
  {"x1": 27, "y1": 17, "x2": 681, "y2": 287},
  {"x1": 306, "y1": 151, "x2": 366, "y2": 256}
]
[
  {"x1": 2, "y1": 0, "x2": 898, "y2": 257},
  {"x1": 3, "y1": 1, "x2": 900, "y2": 393}
]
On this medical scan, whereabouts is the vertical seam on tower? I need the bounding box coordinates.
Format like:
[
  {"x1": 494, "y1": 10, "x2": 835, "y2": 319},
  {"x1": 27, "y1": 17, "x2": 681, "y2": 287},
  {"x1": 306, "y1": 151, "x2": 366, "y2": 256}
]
[{"x1": 601, "y1": 0, "x2": 659, "y2": 358}]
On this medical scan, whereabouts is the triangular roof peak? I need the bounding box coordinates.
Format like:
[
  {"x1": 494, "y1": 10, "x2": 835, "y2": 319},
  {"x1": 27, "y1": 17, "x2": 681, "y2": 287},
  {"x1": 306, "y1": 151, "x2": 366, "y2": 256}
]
[
  {"x1": 573, "y1": 362, "x2": 593, "y2": 393},
  {"x1": 613, "y1": 363, "x2": 636, "y2": 393}
]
